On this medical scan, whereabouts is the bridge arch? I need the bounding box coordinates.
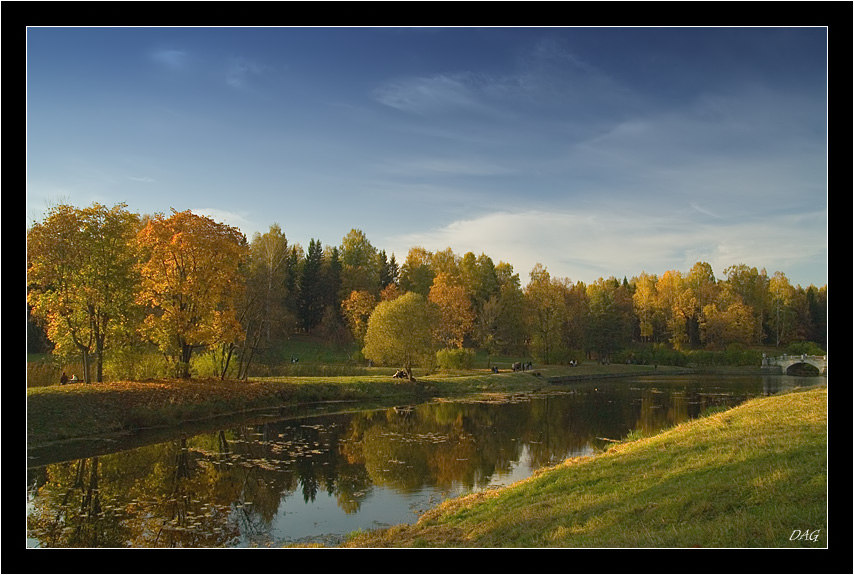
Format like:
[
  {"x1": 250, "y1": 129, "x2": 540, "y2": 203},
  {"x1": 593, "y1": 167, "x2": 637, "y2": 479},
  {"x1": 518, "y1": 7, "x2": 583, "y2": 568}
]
[
  {"x1": 762, "y1": 354, "x2": 827, "y2": 376},
  {"x1": 784, "y1": 362, "x2": 820, "y2": 376}
]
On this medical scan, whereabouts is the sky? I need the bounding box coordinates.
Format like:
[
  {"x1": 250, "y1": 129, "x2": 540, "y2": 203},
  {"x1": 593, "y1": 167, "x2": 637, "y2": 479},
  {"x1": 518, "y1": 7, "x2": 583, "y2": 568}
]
[{"x1": 26, "y1": 26, "x2": 828, "y2": 287}]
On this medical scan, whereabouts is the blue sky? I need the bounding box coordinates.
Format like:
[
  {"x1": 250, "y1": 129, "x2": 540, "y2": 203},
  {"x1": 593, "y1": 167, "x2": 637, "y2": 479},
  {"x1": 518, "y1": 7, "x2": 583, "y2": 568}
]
[{"x1": 26, "y1": 26, "x2": 828, "y2": 287}]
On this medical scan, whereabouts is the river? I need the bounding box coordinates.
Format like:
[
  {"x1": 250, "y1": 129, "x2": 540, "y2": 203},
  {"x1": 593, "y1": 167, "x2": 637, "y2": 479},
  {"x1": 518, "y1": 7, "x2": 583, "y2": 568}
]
[{"x1": 26, "y1": 373, "x2": 822, "y2": 548}]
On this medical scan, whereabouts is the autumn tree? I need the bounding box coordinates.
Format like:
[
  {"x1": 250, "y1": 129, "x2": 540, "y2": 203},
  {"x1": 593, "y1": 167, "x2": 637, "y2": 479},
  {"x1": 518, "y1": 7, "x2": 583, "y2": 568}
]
[
  {"x1": 136, "y1": 209, "x2": 248, "y2": 379},
  {"x1": 684, "y1": 262, "x2": 720, "y2": 346},
  {"x1": 723, "y1": 264, "x2": 770, "y2": 344},
  {"x1": 341, "y1": 290, "x2": 378, "y2": 344},
  {"x1": 362, "y1": 292, "x2": 438, "y2": 380},
  {"x1": 700, "y1": 301, "x2": 755, "y2": 348},
  {"x1": 654, "y1": 270, "x2": 694, "y2": 350},
  {"x1": 768, "y1": 271, "x2": 797, "y2": 347},
  {"x1": 524, "y1": 264, "x2": 569, "y2": 364},
  {"x1": 27, "y1": 203, "x2": 141, "y2": 383},
  {"x1": 632, "y1": 272, "x2": 661, "y2": 342},
  {"x1": 428, "y1": 273, "x2": 476, "y2": 349},
  {"x1": 379, "y1": 282, "x2": 402, "y2": 302}
]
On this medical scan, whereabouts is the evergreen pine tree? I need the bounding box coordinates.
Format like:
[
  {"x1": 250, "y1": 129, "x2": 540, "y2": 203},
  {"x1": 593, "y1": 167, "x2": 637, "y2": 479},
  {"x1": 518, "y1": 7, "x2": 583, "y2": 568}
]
[{"x1": 298, "y1": 239, "x2": 324, "y2": 332}]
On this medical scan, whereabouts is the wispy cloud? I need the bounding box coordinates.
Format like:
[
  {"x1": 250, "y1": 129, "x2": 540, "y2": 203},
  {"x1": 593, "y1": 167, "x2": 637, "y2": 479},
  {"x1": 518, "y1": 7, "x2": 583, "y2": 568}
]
[
  {"x1": 151, "y1": 49, "x2": 190, "y2": 70},
  {"x1": 373, "y1": 73, "x2": 491, "y2": 116},
  {"x1": 225, "y1": 56, "x2": 267, "y2": 90},
  {"x1": 375, "y1": 155, "x2": 516, "y2": 178},
  {"x1": 127, "y1": 176, "x2": 156, "y2": 183}
]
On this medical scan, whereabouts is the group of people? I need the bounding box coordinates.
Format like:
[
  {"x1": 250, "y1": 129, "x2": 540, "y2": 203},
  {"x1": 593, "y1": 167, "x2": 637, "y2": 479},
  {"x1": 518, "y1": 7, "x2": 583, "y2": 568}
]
[
  {"x1": 512, "y1": 361, "x2": 534, "y2": 372},
  {"x1": 59, "y1": 372, "x2": 79, "y2": 385}
]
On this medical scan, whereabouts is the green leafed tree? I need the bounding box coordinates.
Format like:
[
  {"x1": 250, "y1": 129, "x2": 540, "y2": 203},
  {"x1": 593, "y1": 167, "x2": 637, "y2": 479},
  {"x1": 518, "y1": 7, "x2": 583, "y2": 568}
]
[
  {"x1": 340, "y1": 228, "x2": 379, "y2": 296},
  {"x1": 298, "y1": 238, "x2": 325, "y2": 333},
  {"x1": 398, "y1": 247, "x2": 435, "y2": 296},
  {"x1": 362, "y1": 291, "x2": 437, "y2": 380}
]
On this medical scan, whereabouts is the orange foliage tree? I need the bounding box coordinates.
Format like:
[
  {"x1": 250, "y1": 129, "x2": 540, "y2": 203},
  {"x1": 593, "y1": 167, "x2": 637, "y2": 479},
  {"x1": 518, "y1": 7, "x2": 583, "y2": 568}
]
[
  {"x1": 428, "y1": 273, "x2": 475, "y2": 349},
  {"x1": 136, "y1": 210, "x2": 248, "y2": 379}
]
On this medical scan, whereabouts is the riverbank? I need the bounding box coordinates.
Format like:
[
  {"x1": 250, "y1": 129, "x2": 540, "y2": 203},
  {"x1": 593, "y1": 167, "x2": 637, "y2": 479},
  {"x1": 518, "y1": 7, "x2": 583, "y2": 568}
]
[
  {"x1": 340, "y1": 385, "x2": 828, "y2": 548},
  {"x1": 27, "y1": 364, "x2": 687, "y2": 451}
]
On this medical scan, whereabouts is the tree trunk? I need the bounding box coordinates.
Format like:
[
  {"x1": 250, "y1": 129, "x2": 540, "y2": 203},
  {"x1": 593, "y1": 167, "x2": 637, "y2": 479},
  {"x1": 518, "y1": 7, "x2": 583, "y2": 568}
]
[
  {"x1": 180, "y1": 343, "x2": 193, "y2": 379},
  {"x1": 80, "y1": 348, "x2": 91, "y2": 383},
  {"x1": 220, "y1": 343, "x2": 235, "y2": 381}
]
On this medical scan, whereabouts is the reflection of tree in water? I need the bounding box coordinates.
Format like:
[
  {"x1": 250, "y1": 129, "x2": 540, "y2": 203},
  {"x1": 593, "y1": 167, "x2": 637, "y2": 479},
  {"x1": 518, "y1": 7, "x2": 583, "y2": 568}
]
[
  {"x1": 28, "y1": 456, "x2": 130, "y2": 547},
  {"x1": 337, "y1": 395, "x2": 614, "y2": 492}
]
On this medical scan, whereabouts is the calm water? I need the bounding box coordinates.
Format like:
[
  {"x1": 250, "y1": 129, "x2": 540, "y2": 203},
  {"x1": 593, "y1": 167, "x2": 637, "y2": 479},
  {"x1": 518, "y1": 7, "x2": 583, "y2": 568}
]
[{"x1": 26, "y1": 374, "x2": 819, "y2": 548}]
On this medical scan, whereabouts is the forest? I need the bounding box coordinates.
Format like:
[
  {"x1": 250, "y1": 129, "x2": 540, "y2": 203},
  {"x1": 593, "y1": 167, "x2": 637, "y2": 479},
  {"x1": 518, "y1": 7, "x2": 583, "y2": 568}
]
[{"x1": 26, "y1": 203, "x2": 827, "y2": 384}]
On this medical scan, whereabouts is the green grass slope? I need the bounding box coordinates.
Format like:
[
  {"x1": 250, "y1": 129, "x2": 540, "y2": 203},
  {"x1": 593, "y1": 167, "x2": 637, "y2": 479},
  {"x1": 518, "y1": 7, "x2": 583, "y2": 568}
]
[{"x1": 343, "y1": 386, "x2": 828, "y2": 548}]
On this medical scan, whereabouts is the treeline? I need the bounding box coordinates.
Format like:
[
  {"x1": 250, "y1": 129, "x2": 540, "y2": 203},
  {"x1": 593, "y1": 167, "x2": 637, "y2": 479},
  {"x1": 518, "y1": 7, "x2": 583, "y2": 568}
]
[{"x1": 27, "y1": 204, "x2": 827, "y2": 382}]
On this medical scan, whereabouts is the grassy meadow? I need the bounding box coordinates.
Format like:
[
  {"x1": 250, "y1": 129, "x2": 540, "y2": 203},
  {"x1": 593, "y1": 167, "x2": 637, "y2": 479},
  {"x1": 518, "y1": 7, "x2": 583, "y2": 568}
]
[{"x1": 341, "y1": 385, "x2": 828, "y2": 548}]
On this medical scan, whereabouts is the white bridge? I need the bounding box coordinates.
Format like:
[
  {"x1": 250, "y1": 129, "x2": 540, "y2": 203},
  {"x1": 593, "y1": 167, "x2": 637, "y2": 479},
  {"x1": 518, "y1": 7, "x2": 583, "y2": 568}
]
[{"x1": 762, "y1": 354, "x2": 827, "y2": 375}]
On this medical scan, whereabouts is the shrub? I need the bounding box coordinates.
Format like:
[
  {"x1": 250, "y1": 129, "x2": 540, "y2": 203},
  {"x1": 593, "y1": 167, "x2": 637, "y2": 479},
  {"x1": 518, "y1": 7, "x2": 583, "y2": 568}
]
[
  {"x1": 435, "y1": 348, "x2": 475, "y2": 370},
  {"x1": 785, "y1": 341, "x2": 826, "y2": 356},
  {"x1": 105, "y1": 347, "x2": 170, "y2": 381}
]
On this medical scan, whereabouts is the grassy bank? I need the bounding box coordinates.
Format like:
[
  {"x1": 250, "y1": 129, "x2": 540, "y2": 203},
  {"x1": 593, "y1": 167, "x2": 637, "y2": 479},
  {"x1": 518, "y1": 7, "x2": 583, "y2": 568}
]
[
  {"x1": 342, "y1": 385, "x2": 828, "y2": 548},
  {"x1": 27, "y1": 363, "x2": 678, "y2": 449}
]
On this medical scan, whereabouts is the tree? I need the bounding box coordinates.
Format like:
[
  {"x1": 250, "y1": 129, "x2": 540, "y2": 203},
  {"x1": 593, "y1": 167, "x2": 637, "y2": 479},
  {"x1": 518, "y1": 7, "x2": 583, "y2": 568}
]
[
  {"x1": 377, "y1": 250, "x2": 399, "y2": 292},
  {"x1": 340, "y1": 229, "x2": 379, "y2": 296},
  {"x1": 768, "y1": 271, "x2": 795, "y2": 347},
  {"x1": 723, "y1": 264, "x2": 770, "y2": 345},
  {"x1": 341, "y1": 290, "x2": 378, "y2": 344},
  {"x1": 428, "y1": 273, "x2": 475, "y2": 349},
  {"x1": 137, "y1": 209, "x2": 248, "y2": 379},
  {"x1": 322, "y1": 246, "x2": 343, "y2": 316},
  {"x1": 398, "y1": 247, "x2": 435, "y2": 296},
  {"x1": 700, "y1": 302, "x2": 755, "y2": 348},
  {"x1": 283, "y1": 244, "x2": 303, "y2": 320},
  {"x1": 632, "y1": 272, "x2": 660, "y2": 342},
  {"x1": 231, "y1": 224, "x2": 293, "y2": 380},
  {"x1": 685, "y1": 262, "x2": 720, "y2": 347},
  {"x1": 248, "y1": 224, "x2": 291, "y2": 343},
  {"x1": 805, "y1": 285, "x2": 827, "y2": 347},
  {"x1": 27, "y1": 203, "x2": 141, "y2": 383},
  {"x1": 524, "y1": 264, "x2": 569, "y2": 364},
  {"x1": 298, "y1": 239, "x2": 325, "y2": 333},
  {"x1": 655, "y1": 270, "x2": 692, "y2": 350},
  {"x1": 585, "y1": 277, "x2": 632, "y2": 361},
  {"x1": 362, "y1": 292, "x2": 437, "y2": 380}
]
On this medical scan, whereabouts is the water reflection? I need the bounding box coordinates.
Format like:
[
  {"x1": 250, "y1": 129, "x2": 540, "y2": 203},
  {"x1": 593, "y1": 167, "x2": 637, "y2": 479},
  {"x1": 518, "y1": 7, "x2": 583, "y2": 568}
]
[{"x1": 27, "y1": 374, "x2": 811, "y2": 547}]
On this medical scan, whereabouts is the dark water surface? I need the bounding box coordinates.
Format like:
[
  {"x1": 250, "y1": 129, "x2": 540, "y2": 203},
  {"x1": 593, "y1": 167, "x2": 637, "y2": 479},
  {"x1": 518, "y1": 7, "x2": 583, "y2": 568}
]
[{"x1": 26, "y1": 374, "x2": 820, "y2": 548}]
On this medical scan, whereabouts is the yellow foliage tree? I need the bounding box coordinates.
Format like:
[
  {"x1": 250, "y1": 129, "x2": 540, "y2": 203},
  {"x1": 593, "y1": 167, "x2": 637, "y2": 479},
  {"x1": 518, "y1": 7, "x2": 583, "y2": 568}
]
[
  {"x1": 362, "y1": 292, "x2": 437, "y2": 380},
  {"x1": 428, "y1": 273, "x2": 475, "y2": 349},
  {"x1": 27, "y1": 203, "x2": 141, "y2": 383},
  {"x1": 341, "y1": 289, "x2": 378, "y2": 344}
]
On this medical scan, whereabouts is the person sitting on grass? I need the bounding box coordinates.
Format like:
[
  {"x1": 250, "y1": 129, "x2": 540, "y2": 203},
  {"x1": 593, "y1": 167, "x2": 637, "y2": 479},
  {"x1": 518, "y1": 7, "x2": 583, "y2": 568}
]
[{"x1": 69, "y1": 373, "x2": 79, "y2": 383}]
